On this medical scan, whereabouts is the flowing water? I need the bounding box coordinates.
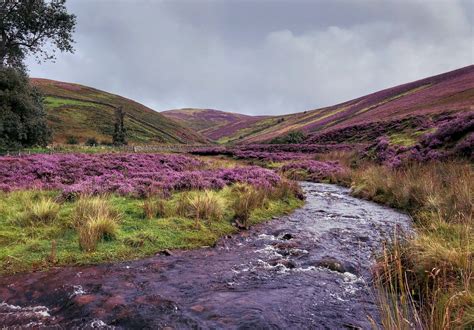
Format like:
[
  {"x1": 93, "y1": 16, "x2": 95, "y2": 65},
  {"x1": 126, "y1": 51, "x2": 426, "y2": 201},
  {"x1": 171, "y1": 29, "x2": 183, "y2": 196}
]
[{"x1": 0, "y1": 183, "x2": 411, "y2": 329}]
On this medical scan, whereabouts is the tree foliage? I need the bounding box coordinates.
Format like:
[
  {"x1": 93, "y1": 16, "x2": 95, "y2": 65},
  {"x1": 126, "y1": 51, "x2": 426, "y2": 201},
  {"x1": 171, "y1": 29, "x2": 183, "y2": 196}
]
[
  {"x1": 113, "y1": 106, "x2": 127, "y2": 146},
  {"x1": 0, "y1": 67, "x2": 51, "y2": 149},
  {"x1": 270, "y1": 130, "x2": 306, "y2": 144},
  {"x1": 0, "y1": 0, "x2": 76, "y2": 69}
]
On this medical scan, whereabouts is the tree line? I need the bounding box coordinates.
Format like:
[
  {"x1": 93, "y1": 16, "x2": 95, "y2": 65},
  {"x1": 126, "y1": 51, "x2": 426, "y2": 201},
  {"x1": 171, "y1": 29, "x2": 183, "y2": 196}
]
[{"x1": 0, "y1": 0, "x2": 126, "y2": 150}]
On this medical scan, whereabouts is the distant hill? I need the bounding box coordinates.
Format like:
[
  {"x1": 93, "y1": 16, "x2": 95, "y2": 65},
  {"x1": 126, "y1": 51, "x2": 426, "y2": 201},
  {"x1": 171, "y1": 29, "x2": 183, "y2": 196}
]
[
  {"x1": 31, "y1": 79, "x2": 208, "y2": 145},
  {"x1": 161, "y1": 108, "x2": 269, "y2": 143},
  {"x1": 200, "y1": 66, "x2": 473, "y2": 144}
]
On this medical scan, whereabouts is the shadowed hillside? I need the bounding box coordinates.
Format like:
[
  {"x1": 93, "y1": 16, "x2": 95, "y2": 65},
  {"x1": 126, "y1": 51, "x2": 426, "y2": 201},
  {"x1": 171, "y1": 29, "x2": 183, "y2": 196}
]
[
  {"x1": 206, "y1": 66, "x2": 473, "y2": 144},
  {"x1": 31, "y1": 79, "x2": 209, "y2": 145},
  {"x1": 161, "y1": 108, "x2": 268, "y2": 143}
]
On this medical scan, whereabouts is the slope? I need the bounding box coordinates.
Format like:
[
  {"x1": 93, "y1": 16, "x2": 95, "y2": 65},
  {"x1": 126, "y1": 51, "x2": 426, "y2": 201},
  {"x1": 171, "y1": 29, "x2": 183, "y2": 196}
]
[
  {"x1": 161, "y1": 108, "x2": 269, "y2": 143},
  {"x1": 31, "y1": 79, "x2": 208, "y2": 145},
  {"x1": 221, "y1": 65, "x2": 474, "y2": 144}
]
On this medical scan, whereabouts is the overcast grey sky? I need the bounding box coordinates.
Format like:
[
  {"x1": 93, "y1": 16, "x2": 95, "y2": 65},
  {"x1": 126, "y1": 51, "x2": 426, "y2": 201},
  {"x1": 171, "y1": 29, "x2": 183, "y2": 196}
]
[{"x1": 27, "y1": 0, "x2": 473, "y2": 115}]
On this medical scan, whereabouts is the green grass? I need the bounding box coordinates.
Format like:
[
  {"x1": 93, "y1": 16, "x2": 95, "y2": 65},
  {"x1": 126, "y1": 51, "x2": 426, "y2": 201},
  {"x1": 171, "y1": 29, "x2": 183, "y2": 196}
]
[
  {"x1": 0, "y1": 186, "x2": 303, "y2": 274},
  {"x1": 44, "y1": 96, "x2": 100, "y2": 109},
  {"x1": 388, "y1": 128, "x2": 437, "y2": 146}
]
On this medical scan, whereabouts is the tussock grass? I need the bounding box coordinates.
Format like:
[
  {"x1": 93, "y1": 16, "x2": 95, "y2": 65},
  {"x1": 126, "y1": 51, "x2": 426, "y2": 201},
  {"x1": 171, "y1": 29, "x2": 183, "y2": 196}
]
[
  {"x1": 348, "y1": 161, "x2": 473, "y2": 328},
  {"x1": 17, "y1": 197, "x2": 60, "y2": 226},
  {"x1": 72, "y1": 196, "x2": 121, "y2": 252},
  {"x1": 270, "y1": 178, "x2": 305, "y2": 201},
  {"x1": 231, "y1": 184, "x2": 268, "y2": 228},
  {"x1": 0, "y1": 181, "x2": 303, "y2": 274},
  {"x1": 171, "y1": 190, "x2": 225, "y2": 226},
  {"x1": 186, "y1": 190, "x2": 224, "y2": 224},
  {"x1": 143, "y1": 197, "x2": 167, "y2": 219}
]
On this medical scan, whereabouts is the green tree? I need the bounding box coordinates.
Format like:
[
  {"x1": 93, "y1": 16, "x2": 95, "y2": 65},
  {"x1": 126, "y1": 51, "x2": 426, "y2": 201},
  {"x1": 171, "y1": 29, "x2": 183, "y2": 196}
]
[
  {"x1": 0, "y1": 67, "x2": 51, "y2": 149},
  {"x1": 270, "y1": 130, "x2": 306, "y2": 144},
  {"x1": 0, "y1": 0, "x2": 76, "y2": 149},
  {"x1": 112, "y1": 106, "x2": 127, "y2": 146},
  {"x1": 0, "y1": 0, "x2": 76, "y2": 69}
]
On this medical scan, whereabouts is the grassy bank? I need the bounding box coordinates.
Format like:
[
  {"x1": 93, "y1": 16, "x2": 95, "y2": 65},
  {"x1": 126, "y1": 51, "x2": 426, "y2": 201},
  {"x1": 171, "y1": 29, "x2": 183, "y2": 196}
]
[
  {"x1": 0, "y1": 183, "x2": 303, "y2": 275},
  {"x1": 349, "y1": 162, "x2": 472, "y2": 329},
  {"x1": 291, "y1": 154, "x2": 472, "y2": 329}
]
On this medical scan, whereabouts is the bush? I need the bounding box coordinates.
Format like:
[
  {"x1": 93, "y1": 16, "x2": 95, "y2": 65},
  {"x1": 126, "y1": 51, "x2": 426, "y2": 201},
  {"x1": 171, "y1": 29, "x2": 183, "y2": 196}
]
[
  {"x1": 18, "y1": 197, "x2": 60, "y2": 226},
  {"x1": 72, "y1": 196, "x2": 121, "y2": 251},
  {"x1": 270, "y1": 130, "x2": 306, "y2": 144},
  {"x1": 85, "y1": 137, "x2": 98, "y2": 146},
  {"x1": 0, "y1": 68, "x2": 51, "y2": 150},
  {"x1": 66, "y1": 135, "x2": 79, "y2": 145}
]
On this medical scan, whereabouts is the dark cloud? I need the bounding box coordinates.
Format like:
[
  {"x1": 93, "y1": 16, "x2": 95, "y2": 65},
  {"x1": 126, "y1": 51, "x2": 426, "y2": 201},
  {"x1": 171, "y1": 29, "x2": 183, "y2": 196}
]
[{"x1": 27, "y1": 0, "x2": 473, "y2": 115}]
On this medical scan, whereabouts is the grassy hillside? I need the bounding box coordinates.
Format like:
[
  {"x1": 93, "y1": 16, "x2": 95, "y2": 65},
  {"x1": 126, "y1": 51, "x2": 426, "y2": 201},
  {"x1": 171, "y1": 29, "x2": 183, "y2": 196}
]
[
  {"x1": 161, "y1": 108, "x2": 268, "y2": 143},
  {"x1": 216, "y1": 65, "x2": 474, "y2": 144},
  {"x1": 31, "y1": 79, "x2": 208, "y2": 145}
]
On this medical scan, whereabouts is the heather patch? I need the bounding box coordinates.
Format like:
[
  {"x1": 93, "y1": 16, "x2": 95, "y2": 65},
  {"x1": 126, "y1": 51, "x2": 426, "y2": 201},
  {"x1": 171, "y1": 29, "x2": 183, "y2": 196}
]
[
  {"x1": 0, "y1": 153, "x2": 281, "y2": 197},
  {"x1": 280, "y1": 160, "x2": 345, "y2": 182},
  {"x1": 364, "y1": 111, "x2": 474, "y2": 167}
]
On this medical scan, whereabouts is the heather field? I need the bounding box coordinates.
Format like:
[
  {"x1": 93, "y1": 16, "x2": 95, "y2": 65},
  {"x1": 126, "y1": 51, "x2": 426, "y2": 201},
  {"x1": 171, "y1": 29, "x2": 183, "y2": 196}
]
[
  {"x1": 184, "y1": 117, "x2": 473, "y2": 328},
  {"x1": 0, "y1": 152, "x2": 304, "y2": 274},
  {"x1": 2, "y1": 99, "x2": 471, "y2": 326},
  {"x1": 2, "y1": 1, "x2": 473, "y2": 327}
]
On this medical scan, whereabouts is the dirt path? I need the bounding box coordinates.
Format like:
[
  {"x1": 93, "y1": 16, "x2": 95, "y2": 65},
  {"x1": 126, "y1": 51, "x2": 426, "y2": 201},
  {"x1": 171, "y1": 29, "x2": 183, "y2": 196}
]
[{"x1": 0, "y1": 183, "x2": 411, "y2": 329}]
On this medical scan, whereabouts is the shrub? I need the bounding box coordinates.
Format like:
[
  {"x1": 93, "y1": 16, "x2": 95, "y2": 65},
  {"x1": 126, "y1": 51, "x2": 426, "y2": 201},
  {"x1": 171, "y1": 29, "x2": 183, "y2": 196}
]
[
  {"x1": 72, "y1": 196, "x2": 121, "y2": 251},
  {"x1": 281, "y1": 160, "x2": 344, "y2": 183},
  {"x1": 66, "y1": 135, "x2": 79, "y2": 145},
  {"x1": 0, "y1": 153, "x2": 282, "y2": 197},
  {"x1": 85, "y1": 137, "x2": 98, "y2": 146},
  {"x1": 270, "y1": 130, "x2": 306, "y2": 144},
  {"x1": 231, "y1": 184, "x2": 267, "y2": 228},
  {"x1": 18, "y1": 197, "x2": 60, "y2": 226}
]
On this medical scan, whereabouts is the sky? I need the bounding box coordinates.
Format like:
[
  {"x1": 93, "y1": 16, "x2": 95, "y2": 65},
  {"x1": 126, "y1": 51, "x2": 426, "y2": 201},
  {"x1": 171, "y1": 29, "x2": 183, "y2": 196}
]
[{"x1": 27, "y1": 0, "x2": 474, "y2": 116}]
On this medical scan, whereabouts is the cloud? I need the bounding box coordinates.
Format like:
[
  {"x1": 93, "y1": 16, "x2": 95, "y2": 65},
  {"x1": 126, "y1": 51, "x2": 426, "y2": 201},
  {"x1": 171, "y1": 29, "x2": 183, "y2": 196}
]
[{"x1": 27, "y1": 0, "x2": 473, "y2": 115}]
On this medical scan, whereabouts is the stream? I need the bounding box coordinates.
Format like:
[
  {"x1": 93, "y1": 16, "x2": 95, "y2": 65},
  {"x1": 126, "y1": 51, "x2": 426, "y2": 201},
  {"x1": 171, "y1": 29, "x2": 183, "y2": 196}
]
[{"x1": 0, "y1": 182, "x2": 411, "y2": 329}]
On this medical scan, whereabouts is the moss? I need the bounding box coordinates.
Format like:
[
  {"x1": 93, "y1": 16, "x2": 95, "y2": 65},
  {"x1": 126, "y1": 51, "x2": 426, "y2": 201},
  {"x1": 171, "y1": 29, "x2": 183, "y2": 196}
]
[{"x1": 0, "y1": 186, "x2": 302, "y2": 274}]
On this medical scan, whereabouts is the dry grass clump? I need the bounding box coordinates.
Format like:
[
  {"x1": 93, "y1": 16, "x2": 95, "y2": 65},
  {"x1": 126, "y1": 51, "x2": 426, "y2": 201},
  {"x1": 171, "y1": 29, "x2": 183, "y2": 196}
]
[
  {"x1": 270, "y1": 179, "x2": 305, "y2": 201},
  {"x1": 349, "y1": 161, "x2": 473, "y2": 328},
  {"x1": 172, "y1": 190, "x2": 225, "y2": 227},
  {"x1": 72, "y1": 195, "x2": 121, "y2": 252},
  {"x1": 351, "y1": 162, "x2": 472, "y2": 223},
  {"x1": 143, "y1": 197, "x2": 167, "y2": 219},
  {"x1": 186, "y1": 190, "x2": 224, "y2": 224},
  {"x1": 315, "y1": 150, "x2": 359, "y2": 168},
  {"x1": 231, "y1": 184, "x2": 268, "y2": 228},
  {"x1": 18, "y1": 197, "x2": 60, "y2": 226}
]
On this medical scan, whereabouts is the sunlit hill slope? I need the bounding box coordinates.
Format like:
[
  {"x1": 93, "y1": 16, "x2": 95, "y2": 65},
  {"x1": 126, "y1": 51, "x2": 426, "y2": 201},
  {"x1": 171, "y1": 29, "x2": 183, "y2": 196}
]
[{"x1": 31, "y1": 79, "x2": 208, "y2": 145}]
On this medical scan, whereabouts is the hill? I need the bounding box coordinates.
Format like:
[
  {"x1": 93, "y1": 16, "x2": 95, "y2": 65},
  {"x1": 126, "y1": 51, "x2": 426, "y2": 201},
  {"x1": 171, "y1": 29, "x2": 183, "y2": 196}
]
[
  {"x1": 213, "y1": 65, "x2": 474, "y2": 144},
  {"x1": 161, "y1": 108, "x2": 268, "y2": 143},
  {"x1": 31, "y1": 79, "x2": 208, "y2": 145}
]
